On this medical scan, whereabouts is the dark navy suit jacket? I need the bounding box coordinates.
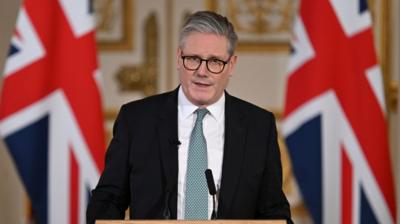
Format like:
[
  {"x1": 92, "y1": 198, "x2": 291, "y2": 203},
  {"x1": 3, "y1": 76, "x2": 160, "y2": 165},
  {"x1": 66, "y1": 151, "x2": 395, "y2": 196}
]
[{"x1": 87, "y1": 87, "x2": 292, "y2": 223}]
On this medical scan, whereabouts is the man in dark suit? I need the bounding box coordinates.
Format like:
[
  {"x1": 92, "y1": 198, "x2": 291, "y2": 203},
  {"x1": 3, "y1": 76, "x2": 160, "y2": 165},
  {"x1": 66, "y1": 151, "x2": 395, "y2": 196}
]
[{"x1": 87, "y1": 11, "x2": 292, "y2": 223}]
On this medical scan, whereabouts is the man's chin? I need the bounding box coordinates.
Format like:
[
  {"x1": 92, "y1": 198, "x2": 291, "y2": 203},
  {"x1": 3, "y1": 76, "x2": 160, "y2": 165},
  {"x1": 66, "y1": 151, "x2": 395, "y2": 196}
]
[{"x1": 191, "y1": 95, "x2": 214, "y2": 107}]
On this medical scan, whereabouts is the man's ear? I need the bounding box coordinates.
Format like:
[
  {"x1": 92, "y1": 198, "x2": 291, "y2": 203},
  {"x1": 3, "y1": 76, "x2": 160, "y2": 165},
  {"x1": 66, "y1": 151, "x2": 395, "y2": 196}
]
[{"x1": 228, "y1": 55, "x2": 237, "y2": 76}]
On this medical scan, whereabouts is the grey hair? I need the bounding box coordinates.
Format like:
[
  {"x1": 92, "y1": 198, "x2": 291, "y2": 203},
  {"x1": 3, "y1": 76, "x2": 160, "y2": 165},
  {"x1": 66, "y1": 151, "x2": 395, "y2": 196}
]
[{"x1": 179, "y1": 11, "x2": 238, "y2": 56}]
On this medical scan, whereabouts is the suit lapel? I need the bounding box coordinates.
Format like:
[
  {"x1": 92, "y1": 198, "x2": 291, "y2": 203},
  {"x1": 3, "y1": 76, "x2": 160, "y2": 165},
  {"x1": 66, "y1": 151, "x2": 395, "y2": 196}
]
[
  {"x1": 156, "y1": 88, "x2": 179, "y2": 218},
  {"x1": 218, "y1": 93, "x2": 247, "y2": 217}
]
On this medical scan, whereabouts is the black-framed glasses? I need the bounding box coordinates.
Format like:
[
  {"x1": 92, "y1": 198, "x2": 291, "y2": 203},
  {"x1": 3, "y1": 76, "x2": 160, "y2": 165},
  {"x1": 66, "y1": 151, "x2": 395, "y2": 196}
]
[{"x1": 181, "y1": 55, "x2": 230, "y2": 74}]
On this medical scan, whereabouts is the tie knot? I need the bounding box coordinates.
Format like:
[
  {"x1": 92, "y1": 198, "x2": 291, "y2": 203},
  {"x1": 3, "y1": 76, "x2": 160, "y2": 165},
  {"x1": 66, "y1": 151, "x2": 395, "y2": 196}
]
[{"x1": 195, "y1": 108, "x2": 208, "y2": 121}]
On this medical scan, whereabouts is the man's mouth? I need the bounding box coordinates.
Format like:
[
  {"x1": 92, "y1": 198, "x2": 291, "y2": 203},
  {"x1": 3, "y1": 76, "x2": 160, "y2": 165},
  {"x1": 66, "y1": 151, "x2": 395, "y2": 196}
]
[{"x1": 193, "y1": 81, "x2": 211, "y2": 87}]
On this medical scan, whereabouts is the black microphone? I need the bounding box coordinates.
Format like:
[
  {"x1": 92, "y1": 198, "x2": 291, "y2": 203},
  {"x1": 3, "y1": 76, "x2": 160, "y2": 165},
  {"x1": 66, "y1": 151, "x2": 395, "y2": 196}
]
[
  {"x1": 169, "y1": 138, "x2": 181, "y2": 148},
  {"x1": 205, "y1": 169, "x2": 217, "y2": 219}
]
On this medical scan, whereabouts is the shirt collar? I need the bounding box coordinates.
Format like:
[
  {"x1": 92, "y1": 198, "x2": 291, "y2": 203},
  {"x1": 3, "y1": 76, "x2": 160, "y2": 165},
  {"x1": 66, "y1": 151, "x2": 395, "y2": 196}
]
[{"x1": 178, "y1": 86, "x2": 225, "y2": 121}]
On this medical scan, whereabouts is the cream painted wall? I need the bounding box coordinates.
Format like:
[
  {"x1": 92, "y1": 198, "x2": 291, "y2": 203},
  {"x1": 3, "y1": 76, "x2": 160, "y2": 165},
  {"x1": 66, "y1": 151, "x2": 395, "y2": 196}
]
[
  {"x1": 0, "y1": 0, "x2": 26, "y2": 223},
  {"x1": 0, "y1": 0, "x2": 21, "y2": 73}
]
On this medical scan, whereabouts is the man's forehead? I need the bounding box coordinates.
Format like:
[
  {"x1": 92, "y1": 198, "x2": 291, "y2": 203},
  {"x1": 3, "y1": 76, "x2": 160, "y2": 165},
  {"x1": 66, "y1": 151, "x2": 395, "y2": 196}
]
[{"x1": 181, "y1": 33, "x2": 230, "y2": 58}]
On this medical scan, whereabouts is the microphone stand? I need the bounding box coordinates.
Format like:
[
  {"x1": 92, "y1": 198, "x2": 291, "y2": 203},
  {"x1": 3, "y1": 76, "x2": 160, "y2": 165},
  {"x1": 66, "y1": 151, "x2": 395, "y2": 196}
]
[{"x1": 205, "y1": 169, "x2": 218, "y2": 219}]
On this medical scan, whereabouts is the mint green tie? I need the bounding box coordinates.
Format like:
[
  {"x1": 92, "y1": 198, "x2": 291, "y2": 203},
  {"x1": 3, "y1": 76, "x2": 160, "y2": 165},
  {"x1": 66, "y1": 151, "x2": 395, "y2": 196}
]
[{"x1": 185, "y1": 108, "x2": 209, "y2": 220}]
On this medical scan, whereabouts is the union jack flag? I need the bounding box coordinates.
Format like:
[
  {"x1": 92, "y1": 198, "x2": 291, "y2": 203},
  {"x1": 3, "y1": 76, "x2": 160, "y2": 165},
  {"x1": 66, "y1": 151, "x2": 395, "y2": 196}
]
[
  {"x1": 0, "y1": 0, "x2": 105, "y2": 223},
  {"x1": 282, "y1": 0, "x2": 396, "y2": 223}
]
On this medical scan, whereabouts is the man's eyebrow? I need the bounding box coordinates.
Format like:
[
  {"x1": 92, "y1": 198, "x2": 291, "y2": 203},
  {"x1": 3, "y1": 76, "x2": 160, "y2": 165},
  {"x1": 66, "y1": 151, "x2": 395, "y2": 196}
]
[{"x1": 190, "y1": 54, "x2": 225, "y2": 60}]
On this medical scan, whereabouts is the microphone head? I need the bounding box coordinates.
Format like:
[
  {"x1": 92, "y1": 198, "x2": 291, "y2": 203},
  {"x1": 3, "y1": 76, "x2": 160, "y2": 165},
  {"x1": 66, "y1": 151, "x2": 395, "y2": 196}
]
[
  {"x1": 169, "y1": 138, "x2": 181, "y2": 146},
  {"x1": 205, "y1": 169, "x2": 217, "y2": 195}
]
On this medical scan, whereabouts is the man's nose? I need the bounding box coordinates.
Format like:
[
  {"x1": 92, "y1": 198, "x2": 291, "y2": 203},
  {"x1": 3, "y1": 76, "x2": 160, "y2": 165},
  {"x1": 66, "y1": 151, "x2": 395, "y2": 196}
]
[{"x1": 196, "y1": 61, "x2": 208, "y2": 76}]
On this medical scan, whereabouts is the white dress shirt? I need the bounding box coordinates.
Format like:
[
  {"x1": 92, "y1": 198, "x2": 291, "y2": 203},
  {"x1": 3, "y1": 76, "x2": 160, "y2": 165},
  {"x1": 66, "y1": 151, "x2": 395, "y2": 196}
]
[{"x1": 177, "y1": 87, "x2": 225, "y2": 219}]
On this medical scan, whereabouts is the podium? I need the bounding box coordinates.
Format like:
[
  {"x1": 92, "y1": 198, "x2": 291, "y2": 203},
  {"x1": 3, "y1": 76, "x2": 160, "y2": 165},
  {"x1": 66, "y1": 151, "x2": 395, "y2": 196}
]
[{"x1": 96, "y1": 220, "x2": 286, "y2": 224}]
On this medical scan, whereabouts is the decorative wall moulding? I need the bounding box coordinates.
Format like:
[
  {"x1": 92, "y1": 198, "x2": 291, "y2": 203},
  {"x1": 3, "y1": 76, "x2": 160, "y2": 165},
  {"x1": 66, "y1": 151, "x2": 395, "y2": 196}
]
[
  {"x1": 115, "y1": 12, "x2": 158, "y2": 95},
  {"x1": 206, "y1": 0, "x2": 296, "y2": 52},
  {"x1": 95, "y1": 0, "x2": 134, "y2": 51}
]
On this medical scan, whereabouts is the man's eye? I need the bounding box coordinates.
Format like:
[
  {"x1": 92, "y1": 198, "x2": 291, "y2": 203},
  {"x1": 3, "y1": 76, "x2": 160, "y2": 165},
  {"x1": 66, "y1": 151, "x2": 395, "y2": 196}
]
[
  {"x1": 209, "y1": 59, "x2": 223, "y2": 65},
  {"x1": 186, "y1": 56, "x2": 200, "y2": 62}
]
